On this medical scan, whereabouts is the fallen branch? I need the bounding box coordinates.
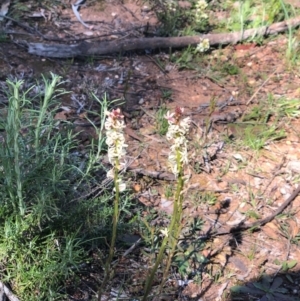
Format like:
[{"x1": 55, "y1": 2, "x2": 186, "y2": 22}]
[
  {"x1": 0, "y1": 281, "x2": 20, "y2": 301},
  {"x1": 214, "y1": 184, "x2": 300, "y2": 236},
  {"x1": 28, "y1": 16, "x2": 300, "y2": 58}
]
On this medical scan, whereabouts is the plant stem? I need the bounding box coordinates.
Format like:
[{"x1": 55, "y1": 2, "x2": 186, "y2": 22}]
[
  {"x1": 6, "y1": 80, "x2": 25, "y2": 215},
  {"x1": 143, "y1": 152, "x2": 185, "y2": 300},
  {"x1": 142, "y1": 234, "x2": 169, "y2": 301},
  {"x1": 35, "y1": 74, "x2": 60, "y2": 150},
  {"x1": 160, "y1": 165, "x2": 184, "y2": 291},
  {"x1": 98, "y1": 166, "x2": 120, "y2": 301}
]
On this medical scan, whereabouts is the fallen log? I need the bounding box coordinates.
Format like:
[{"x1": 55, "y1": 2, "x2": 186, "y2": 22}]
[{"x1": 28, "y1": 16, "x2": 300, "y2": 58}]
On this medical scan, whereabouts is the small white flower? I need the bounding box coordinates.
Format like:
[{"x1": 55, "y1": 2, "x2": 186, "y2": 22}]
[
  {"x1": 160, "y1": 228, "x2": 169, "y2": 237},
  {"x1": 180, "y1": 117, "x2": 191, "y2": 131},
  {"x1": 164, "y1": 111, "x2": 175, "y2": 124},
  {"x1": 107, "y1": 169, "x2": 114, "y2": 179},
  {"x1": 194, "y1": 0, "x2": 208, "y2": 21},
  {"x1": 196, "y1": 0, "x2": 207, "y2": 10},
  {"x1": 196, "y1": 38, "x2": 210, "y2": 53},
  {"x1": 113, "y1": 179, "x2": 126, "y2": 192},
  {"x1": 118, "y1": 182, "x2": 126, "y2": 192}
]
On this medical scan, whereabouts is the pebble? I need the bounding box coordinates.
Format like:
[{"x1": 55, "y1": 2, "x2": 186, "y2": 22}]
[
  {"x1": 286, "y1": 160, "x2": 300, "y2": 173},
  {"x1": 141, "y1": 6, "x2": 151, "y2": 12}
]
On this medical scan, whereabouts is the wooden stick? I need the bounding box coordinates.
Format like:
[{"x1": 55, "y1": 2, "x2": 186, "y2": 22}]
[{"x1": 246, "y1": 66, "x2": 279, "y2": 105}]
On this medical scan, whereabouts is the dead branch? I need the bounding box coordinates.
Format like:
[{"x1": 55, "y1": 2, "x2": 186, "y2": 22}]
[
  {"x1": 0, "y1": 281, "x2": 20, "y2": 301},
  {"x1": 27, "y1": 16, "x2": 300, "y2": 58},
  {"x1": 213, "y1": 184, "x2": 300, "y2": 237}
]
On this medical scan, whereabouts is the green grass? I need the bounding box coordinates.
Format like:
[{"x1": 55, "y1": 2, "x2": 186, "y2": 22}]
[
  {"x1": 227, "y1": 94, "x2": 299, "y2": 151},
  {"x1": 217, "y1": 0, "x2": 293, "y2": 33}
]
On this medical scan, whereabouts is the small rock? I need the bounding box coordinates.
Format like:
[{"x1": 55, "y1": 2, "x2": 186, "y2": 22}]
[
  {"x1": 286, "y1": 160, "x2": 300, "y2": 173},
  {"x1": 141, "y1": 6, "x2": 151, "y2": 12},
  {"x1": 83, "y1": 31, "x2": 94, "y2": 36},
  {"x1": 165, "y1": 64, "x2": 174, "y2": 72},
  {"x1": 232, "y1": 153, "x2": 244, "y2": 162}
]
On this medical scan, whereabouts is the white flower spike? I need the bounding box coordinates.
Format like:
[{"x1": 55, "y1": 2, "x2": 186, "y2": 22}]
[
  {"x1": 165, "y1": 107, "x2": 191, "y2": 178},
  {"x1": 105, "y1": 108, "x2": 127, "y2": 191},
  {"x1": 105, "y1": 108, "x2": 128, "y2": 168}
]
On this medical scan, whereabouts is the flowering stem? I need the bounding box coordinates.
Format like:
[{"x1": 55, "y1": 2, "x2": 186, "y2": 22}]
[
  {"x1": 108, "y1": 166, "x2": 120, "y2": 267},
  {"x1": 160, "y1": 164, "x2": 184, "y2": 291},
  {"x1": 143, "y1": 151, "x2": 185, "y2": 300},
  {"x1": 97, "y1": 167, "x2": 120, "y2": 301},
  {"x1": 143, "y1": 107, "x2": 190, "y2": 300},
  {"x1": 142, "y1": 234, "x2": 169, "y2": 301},
  {"x1": 98, "y1": 108, "x2": 127, "y2": 301}
]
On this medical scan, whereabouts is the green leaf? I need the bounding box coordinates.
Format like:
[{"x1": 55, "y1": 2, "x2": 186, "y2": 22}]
[
  {"x1": 231, "y1": 285, "x2": 264, "y2": 295},
  {"x1": 270, "y1": 277, "x2": 283, "y2": 290},
  {"x1": 285, "y1": 274, "x2": 294, "y2": 283},
  {"x1": 281, "y1": 259, "x2": 297, "y2": 271},
  {"x1": 275, "y1": 287, "x2": 288, "y2": 294},
  {"x1": 195, "y1": 253, "x2": 207, "y2": 263},
  {"x1": 287, "y1": 259, "x2": 297, "y2": 269},
  {"x1": 265, "y1": 292, "x2": 274, "y2": 300},
  {"x1": 253, "y1": 281, "x2": 269, "y2": 291}
]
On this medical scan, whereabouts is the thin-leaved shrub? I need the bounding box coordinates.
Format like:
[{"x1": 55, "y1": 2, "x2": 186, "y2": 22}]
[{"x1": 0, "y1": 74, "x2": 112, "y2": 300}]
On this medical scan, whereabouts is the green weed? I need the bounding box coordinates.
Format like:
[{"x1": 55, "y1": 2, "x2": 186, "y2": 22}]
[
  {"x1": 274, "y1": 259, "x2": 298, "y2": 272},
  {"x1": 229, "y1": 95, "x2": 295, "y2": 150},
  {"x1": 171, "y1": 46, "x2": 195, "y2": 69},
  {"x1": 161, "y1": 89, "x2": 172, "y2": 100},
  {"x1": 221, "y1": 62, "x2": 240, "y2": 76},
  {"x1": 164, "y1": 184, "x2": 173, "y2": 198},
  {"x1": 175, "y1": 218, "x2": 206, "y2": 278},
  {"x1": 221, "y1": 0, "x2": 291, "y2": 34},
  {"x1": 231, "y1": 274, "x2": 296, "y2": 300},
  {"x1": 153, "y1": 0, "x2": 209, "y2": 37},
  {"x1": 155, "y1": 105, "x2": 169, "y2": 135},
  {"x1": 245, "y1": 124, "x2": 285, "y2": 150},
  {"x1": 0, "y1": 32, "x2": 8, "y2": 42}
]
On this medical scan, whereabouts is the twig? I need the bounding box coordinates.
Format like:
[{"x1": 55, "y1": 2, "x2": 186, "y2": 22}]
[
  {"x1": 3, "y1": 15, "x2": 57, "y2": 41},
  {"x1": 246, "y1": 66, "x2": 279, "y2": 105},
  {"x1": 121, "y1": 4, "x2": 140, "y2": 22},
  {"x1": 261, "y1": 156, "x2": 286, "y2": 196},
  {"x1": 3, "y1": 15, "x2": 145, "y2": 42},
  {"x1": 121, "y1": 238, "x2": 142, "y2": 258},
  {"x1": 145, "y1": 54, "x2": 168, "y2": 74}
]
